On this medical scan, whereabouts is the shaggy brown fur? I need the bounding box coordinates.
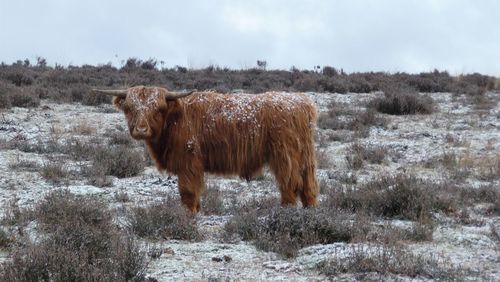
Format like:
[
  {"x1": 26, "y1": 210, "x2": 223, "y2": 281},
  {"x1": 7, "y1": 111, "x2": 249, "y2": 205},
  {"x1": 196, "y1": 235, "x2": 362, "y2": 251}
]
[{"x1": 112, "y1": 86, "x2": 318, "y2": 213}]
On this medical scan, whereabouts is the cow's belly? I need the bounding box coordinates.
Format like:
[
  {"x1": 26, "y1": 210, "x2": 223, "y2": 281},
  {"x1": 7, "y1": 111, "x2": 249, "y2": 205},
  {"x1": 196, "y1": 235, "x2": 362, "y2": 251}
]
[{"x1": 201, "y1": 138, "x2": 267, "y2": 179}]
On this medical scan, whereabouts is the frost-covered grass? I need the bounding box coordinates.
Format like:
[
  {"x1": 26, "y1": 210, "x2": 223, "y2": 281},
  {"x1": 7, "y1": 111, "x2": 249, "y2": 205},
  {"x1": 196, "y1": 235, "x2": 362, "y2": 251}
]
[{"x1": 0, "y1": 91, "x2": 499, "y2": 280}]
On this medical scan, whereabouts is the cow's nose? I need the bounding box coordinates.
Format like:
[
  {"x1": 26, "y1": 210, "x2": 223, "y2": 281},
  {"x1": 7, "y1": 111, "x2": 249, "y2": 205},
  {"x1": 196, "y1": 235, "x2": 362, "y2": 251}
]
[{"x1": 136, "y1": 126, "x2": 147, "y2": 133}]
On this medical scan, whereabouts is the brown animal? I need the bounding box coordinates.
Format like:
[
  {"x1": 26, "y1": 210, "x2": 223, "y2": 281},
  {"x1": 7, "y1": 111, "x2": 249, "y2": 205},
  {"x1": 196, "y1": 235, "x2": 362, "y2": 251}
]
[{"x1": 93, "y1": 86, "x2": 318, "y2": 213}]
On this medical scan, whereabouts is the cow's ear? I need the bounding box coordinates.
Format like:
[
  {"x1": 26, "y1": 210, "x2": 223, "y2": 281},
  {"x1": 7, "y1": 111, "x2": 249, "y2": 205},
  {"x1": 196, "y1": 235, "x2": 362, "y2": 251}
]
[
  {"x1": 112, "y1": 96, "x2": 126, "y2": 111},
  {"x1": 162, "y1": 99, "x2": 182, "y2": 118}
]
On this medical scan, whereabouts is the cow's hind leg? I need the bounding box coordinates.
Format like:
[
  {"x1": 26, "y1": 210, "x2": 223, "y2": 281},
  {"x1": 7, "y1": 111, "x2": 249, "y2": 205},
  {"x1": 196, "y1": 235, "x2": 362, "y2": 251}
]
[
  {"x1": 269, "y1": 153, "x2": 302, "y2": 207},
  {"x1": 299, "y1": 146, "x2": 318, "y2": 208},
  {"x1": 177, "y1": 170, "x2": 204, "y2": 213},
  {"x1": 299, "y1": 165, "x2": 318, "y2": 207}
]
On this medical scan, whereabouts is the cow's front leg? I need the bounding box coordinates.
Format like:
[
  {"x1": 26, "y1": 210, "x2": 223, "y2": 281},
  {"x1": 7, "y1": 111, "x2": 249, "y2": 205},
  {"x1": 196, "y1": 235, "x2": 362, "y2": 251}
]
[{"x1": 177, "y1": 169, "x2": 204, "y2": 213}]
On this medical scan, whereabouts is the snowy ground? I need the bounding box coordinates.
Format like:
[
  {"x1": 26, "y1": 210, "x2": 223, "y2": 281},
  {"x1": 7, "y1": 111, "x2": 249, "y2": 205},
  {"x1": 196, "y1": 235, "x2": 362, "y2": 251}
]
[{"x1": 0, "y1": 91, "x2": 499, "y2": 281}]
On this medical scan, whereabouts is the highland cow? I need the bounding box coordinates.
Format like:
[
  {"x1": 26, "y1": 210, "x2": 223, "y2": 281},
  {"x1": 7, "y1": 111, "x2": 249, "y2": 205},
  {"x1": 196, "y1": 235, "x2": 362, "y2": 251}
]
[{"x1": 93, "y1": 86, "x2": 318, "y2": 213}]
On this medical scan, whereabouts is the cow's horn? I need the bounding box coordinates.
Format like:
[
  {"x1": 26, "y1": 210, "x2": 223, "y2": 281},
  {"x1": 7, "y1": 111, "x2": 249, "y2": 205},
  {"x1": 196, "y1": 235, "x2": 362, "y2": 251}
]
[
  {"x1": 164, "y1": 89, "x2": 197, "y2": 100},
  {"x1": 92, "y1": 89, "x2": 128, "y2": 98}
]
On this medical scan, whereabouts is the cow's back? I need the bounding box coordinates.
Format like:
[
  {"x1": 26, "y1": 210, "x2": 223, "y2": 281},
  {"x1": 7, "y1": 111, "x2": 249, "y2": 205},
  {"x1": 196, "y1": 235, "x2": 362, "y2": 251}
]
[{"x1": 184, "y1": 92, "x2": 317, "y2": 178}]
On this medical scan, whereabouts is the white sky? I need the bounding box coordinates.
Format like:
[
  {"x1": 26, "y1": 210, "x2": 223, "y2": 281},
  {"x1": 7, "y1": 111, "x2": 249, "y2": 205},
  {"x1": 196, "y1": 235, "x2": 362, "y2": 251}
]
[{"x1": 1, "y1": 0, "x2": 499, "y2": 75}]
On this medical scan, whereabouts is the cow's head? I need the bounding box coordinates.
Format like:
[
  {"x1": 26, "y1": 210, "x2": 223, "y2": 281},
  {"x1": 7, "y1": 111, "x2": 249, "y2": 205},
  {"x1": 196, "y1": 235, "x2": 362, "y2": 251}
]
[{"x1": 93, "y1": 86, "x2": 195, "y2": 140}]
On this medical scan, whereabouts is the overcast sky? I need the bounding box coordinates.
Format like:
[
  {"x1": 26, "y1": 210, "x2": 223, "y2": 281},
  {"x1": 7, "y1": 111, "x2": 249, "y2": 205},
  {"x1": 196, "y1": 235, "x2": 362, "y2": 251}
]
[{"x1": 1, "y1": 0, "x2": 499, "y2": 75}]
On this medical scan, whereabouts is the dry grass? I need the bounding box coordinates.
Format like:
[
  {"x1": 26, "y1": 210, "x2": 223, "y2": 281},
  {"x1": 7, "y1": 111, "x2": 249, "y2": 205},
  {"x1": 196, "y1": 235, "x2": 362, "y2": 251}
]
[
  {"x1": 71, "y1": 120, "x2": 96, "y2": 135},
  {"x1": 1, "y1": 200, "x2": 34, "y2": 226},
  {"x1": 476, "y1": 154, "x2": 500, "y2": 181},
  {"x1": 428, "y1": 151, "x2": 499, "y2": 182},
  {"x1": 8, "y1": 157, "x2": 39, "y2": 172},
  {"x1": 40, "y1": 160, "x2": 70, "y2": 185}
]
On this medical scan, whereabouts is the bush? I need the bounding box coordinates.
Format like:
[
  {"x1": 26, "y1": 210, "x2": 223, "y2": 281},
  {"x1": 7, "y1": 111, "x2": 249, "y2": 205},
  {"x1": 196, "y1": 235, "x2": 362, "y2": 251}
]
[
  {"x1": 129, "y1": 197, "x2": 201, "y2": 241},
  {"x1": 0, "y1": 82, "x2": 39, "y2": 108},
  {"x1": 8, "y1": 87, "x2": 40, "y2": 108},
  {"x1": 316, "y1": 148, "x2": 333, "y2": 169},
  {"x1": 224, "y1": 207, "x2": 352, "y2": 257},
  {"x1": 320, "y1": 77, "x2": 350, "y2": 93},
  {"x1": 0, "y1": 60, "x2": 496, "y2": 107},
  {"x1": 114, "y1": 191, "x2": 131, "y2": 202},
  {"x1": 317, "y1": 102, "x2": 355, "y2": 130},
  {"x1": 0, "y1": 82, "x2": 12, "y2": 108},
  {"x1": 350, "y1": 108, "x2": 387, "y2": 131},
  {"x1": 40, "y1": 161, "x2": 69, "y2": 185},
  {"x1": 1, "y1": 200, "x2": 34, "y2": 226},
  {"x1": 1, "y1": 66, "x2": 34, "y2": 86},
  {"x1": 0, "y1": 228, "x2": 11, "y2": 249},
  {"x1": 327, "y1": 174, "x2": 434, "y2": 221},
  {"x1": 107, "y1": 131, "x2": 133, "y2": 146},
  {"x1": 317, "y1": 103, "x2": 386, "y2": 137},
  {"x1": 34, "y1": 190, "x2": 110, "y2": 230},
  {"x1": 370, "y1": 85, "x2": 435, "y2": 115},
  {"x1": 2, "y1": 232, "x2": 147, "y2": 282},
  {"x1": 348, "y1": 75, "x2": 374, "y2": 93},
  {"x1": 84, "y1": 145, "x2": 145, "y2": 186},
  {"x1": 457, "y1": 73, "x2": 496, "y2": 92},
  {"x1": 317, "y1": 245, "x2": 463, "y2": 280},
  {"x1": 407, "y1": 70, "x2": 454, "y2": 93},
  {"x1": 1, "y1": 190, "x2": 148, "y2": 282},
  {"x1": 345, "y1": 143, "x2": 387, "y2": 170},
  {"x1": 202, "y1": 186, "x2": 225, "y2": 215},
  {"x1": 83, "y1": 91, "x2": 111, "y2": 106},
  {"x1": 64, "y1": 137, "x2": 96, "y2": 161},
  {"x1": 322, "y1": 66, "x2": 339, "y2": 77}
]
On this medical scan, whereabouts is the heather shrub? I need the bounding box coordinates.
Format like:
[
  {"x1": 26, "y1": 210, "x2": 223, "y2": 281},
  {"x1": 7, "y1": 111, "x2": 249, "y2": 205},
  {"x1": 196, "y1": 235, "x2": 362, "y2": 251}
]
[
  {"x1": 224, "y1": 207, "x2": 352, "y2": 257},
  {"x1": 1, "y1": 190, "x2": 148, "y2": 282},
  {"x1": 407, "y1": 70, "x2": 454, "y2": 93},
  {"x1": 327, "y1": 174, "x2": 434, "y2": 221},
  {"x1": 10, "y1": 87, "x2": 40, "y2": 107},
  {"x1": 85, "y1": 145, "x2": 145, "y2": 180},
  {"x1": 202, "y1": 185, "x2": 225, "y2": 215},
  {"x1": 0, "y1": 229, "x2": 10, "y2": 249},
  {"x1": 83, "y1": 90, "x2": 111, "y2": 106},
  {"x1": 1, "y1": 67, "x2": 34, "y2": 86},
  {"x1": 0, "y1": 82, "x2": 39, "y2": 108},
  {"x1": 322, "y1": 66, "x2": 339, "y2": 77},
  {"x1": 318, "y1": 245, "x2": 463, "y2": 280},
  {"x1": 107, "y1": 131, "x2": 133, "y2": 146},
  {"x1": 370, "y1": 85, "x2": 435, "y2": 115},
  {"x1": 0, "y1": 60, "x2": 496, "y2": 105},
  {"x1": 319, "y1": 77, "x2": 350, "y2": 93},
  {"x1": 40, "y1": 160, "x2": 69, "y2": 185},
  {"x1": 129, "y1": 198, "x2": 201, "y2": 241},
  {"x1": 0, "y1": 82, "x2": 12, "y2": 108},
  {"x1": 345, "y1": 143, "x2": 387, "y2": 170}
]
